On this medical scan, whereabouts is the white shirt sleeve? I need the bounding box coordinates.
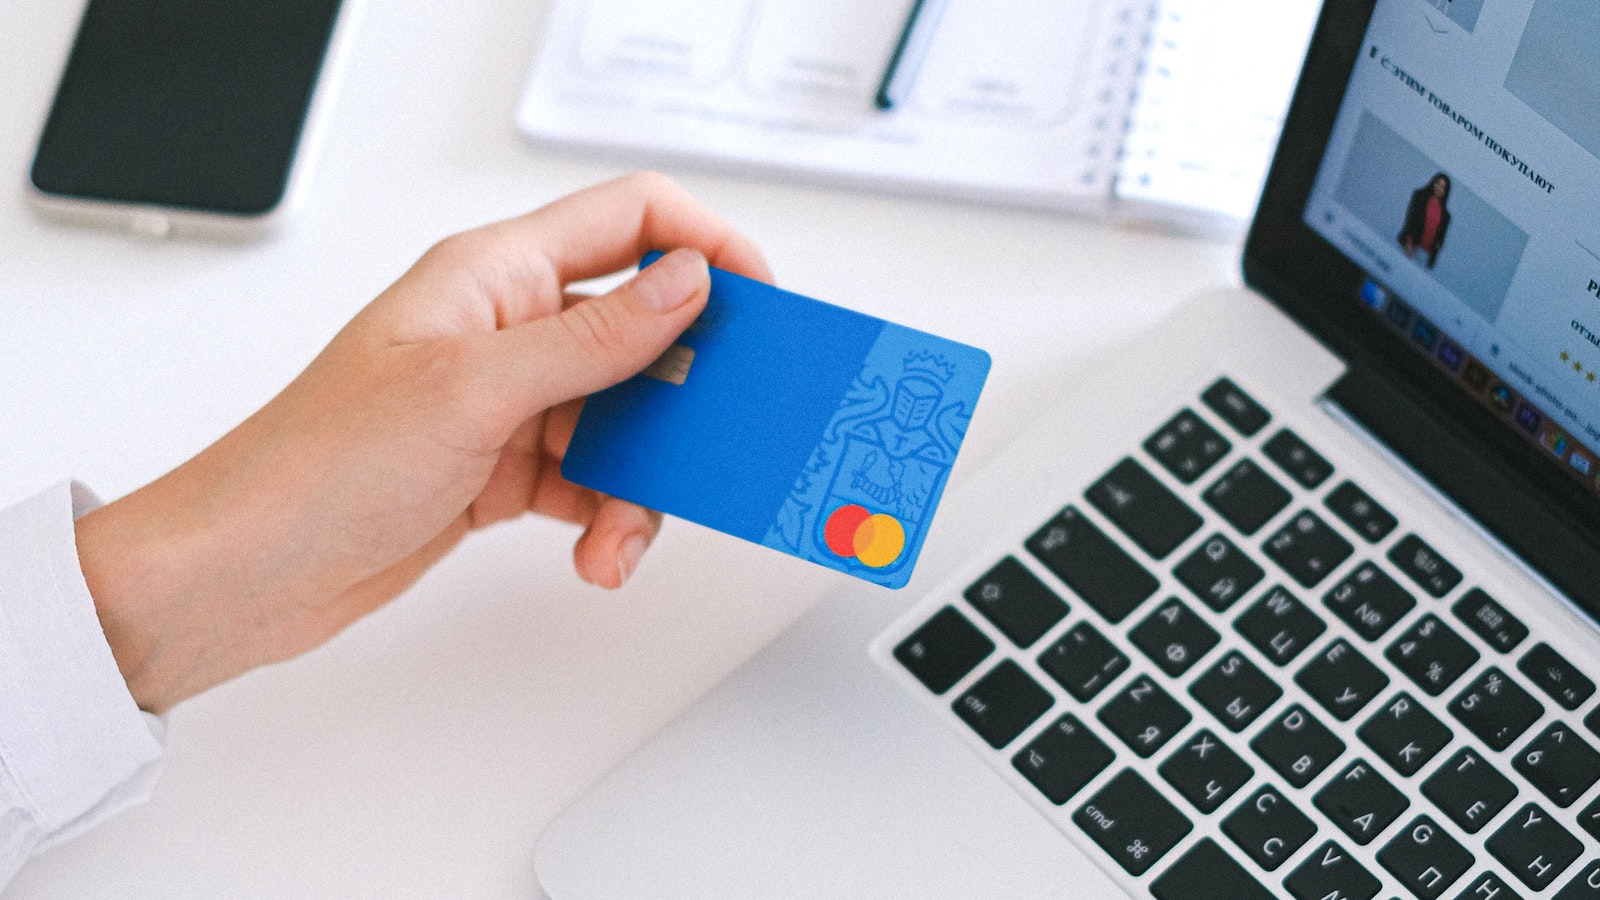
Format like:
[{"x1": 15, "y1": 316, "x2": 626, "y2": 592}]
[{"x1": 0, "y1": 482, "x2": 165, "y2": 886}]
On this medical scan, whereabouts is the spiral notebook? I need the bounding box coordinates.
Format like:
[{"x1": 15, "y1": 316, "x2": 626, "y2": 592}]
[{"x1": 516, "y1": 0, "x2": 1317, "y2": 228}]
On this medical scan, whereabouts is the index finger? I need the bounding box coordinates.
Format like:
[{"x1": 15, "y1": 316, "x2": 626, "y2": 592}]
[{"x1": 482, "y1": 171, "x2": 773, "y2": 287}]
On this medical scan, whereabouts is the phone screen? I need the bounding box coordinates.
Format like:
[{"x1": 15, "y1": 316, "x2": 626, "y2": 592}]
[{"x1": 30, "y1": 0, "x2": 344, "y2": 217}]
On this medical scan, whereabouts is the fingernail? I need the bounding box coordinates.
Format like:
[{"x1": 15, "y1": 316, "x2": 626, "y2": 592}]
[
  {"x1": 633, "y1": 249, "x2": 707, "y2": 314},
  {"x1": 617, "y1": 534, "x2": 649, "y2": 584}
]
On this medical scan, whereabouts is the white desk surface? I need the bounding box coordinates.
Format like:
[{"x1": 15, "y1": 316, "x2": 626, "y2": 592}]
[{"x1": 1, "y1": 1, "x2": 1241, "y2": 896}]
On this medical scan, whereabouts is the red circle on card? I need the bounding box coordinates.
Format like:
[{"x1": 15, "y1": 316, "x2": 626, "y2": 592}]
[{"x1": 823, "y1": 504, "x2": 872, "y2": 557}]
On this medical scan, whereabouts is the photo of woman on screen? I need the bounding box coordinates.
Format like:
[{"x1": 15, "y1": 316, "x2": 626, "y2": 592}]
[{"x1": 1398, "y1": 172, "x2": 1451, "y2": 268}]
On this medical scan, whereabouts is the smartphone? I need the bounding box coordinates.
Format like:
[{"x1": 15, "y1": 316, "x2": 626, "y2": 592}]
[{"x1": 27, "y1": 0, "x2": 356, "y2": 239}]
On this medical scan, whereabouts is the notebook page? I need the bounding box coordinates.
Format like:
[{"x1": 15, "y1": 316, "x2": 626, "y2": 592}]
[
  {"x1": 1113, "y1": 0, "x2": 1321, "y2": 230},
  {"x1": 517, "y1": 0, "x2": 1153, "y2": 214}
]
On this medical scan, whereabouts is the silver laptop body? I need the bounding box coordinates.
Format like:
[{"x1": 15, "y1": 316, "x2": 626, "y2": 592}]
[{"x1": 536, "y1": 3, "x2": 1600, "y2": 896}]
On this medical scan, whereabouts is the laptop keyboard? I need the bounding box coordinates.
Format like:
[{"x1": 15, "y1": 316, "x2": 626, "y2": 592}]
[{"x1": 883, "y1": 376, "x2": 1600, "y2": 899}]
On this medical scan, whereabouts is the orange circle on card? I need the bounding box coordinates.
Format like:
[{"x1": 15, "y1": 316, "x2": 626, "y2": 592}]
[{"x1": 853, "y1": 513, "x2": 906, "y2": 568}]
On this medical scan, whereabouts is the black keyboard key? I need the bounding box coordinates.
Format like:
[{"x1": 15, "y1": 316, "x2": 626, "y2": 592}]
[
  {"x1": 1324, "y1": 480, "x2": 1398, "y2": 543},
  {"x1": 1145, "y1": 408, "x2": 1231, "y2": 484},
  {"x1": 1151, "y1": 837, "x2": 1275, "y2": 900},
  {"x1": 1452, "y1": 588, "x2": 1528, "y2": 654},
  {"x1": 1487, "y1": 803, "x2": 1582, "y2": 891},
  {"x1": 1074, "y1": 768, "x2": 1192, "y2": 876},
  {"x1": 1130, "y1": 597, "x2": 1218, "y2": 677},
  {"x1": 1285, "y1": 840, "x2": 1383, "y2": 900},
  {"x1": 1513, "y1": 722, "x2": 1600, "y2": 809},
  {"x1": 1560, "y1": 860, "x2": 1600, "y2": 898},
  {"x1": 1265, "y1": 428, "x2": 1335, "y2": 489},
  {"x1": 1174, "y1": 533, "x2": 1265, "y2": 611},
  {"x1": 1159, "y1": 728, "x2": 1254, "y2": 814},
  {"x1": 1386, "y1": 614, "x2": 1479, "y2": 696},
  {"x1": 1223, "y1": 783, "x2": 1318, "y2": 871},
  {"x1": 1026, "y1": 506, "x2": 1158, "y2": 624},
  {"x1": 1423, "y1": 747, "x2": 1519, "y2": 835},
  {"x1": 894, "y1": 606, "x2": 994, "y2": 694},
  {"x1": 1190, "y1": 649, "x2": 1281, "y2": 732},
  {"x1": 1388, "y1": 534, "x2": 1463, "y2": 598},
  {"x1": 1579, "y1": 792, "x2": 1600, "y2": 841},
  {"x1": 1236, "y1": 585, "x2": 1326, "y2": 666},
  {"x1": 1457, "y1": 872, "x2": 1524, "y2": 900},
  {"x1": 953, "y1": 660, "x2": 1053, "y2": 749},
  {"x1": 963, "y1": 557, "x2": 1067, "y2": 649},
  {"x1": 1325, "y1": 561, "x2": 1415, "y2": 642},
  {"x1": 1202, "y1": 378, "x2": 1272, "y2": 436},
  {"x1": 1266, "y1": 510, "x2": 1354, "y2": 588},
  {"x1": 1377, "y1": 815, "x2": 1473, "y2": 899},
  {"x1": 1012, "y1": 713, "x2": 1114, "y2": 805},
  {"x1": 1450, "y1": 667, "x2": 1543, "y2": 752},
  {"x1": 1204, "y1": 458, "x2": 1291, "y2": 536},
  {"x1": 1315, "y1": 759, "x2": 1409, "y2": 846},
  {"x1": 1519, "y1": 643, "x2": 1596, "y2": 711},
  {"x1": 1296, "y1": 638, "x2": 1390, "y2": 722},
  {"x1": 1252, "y1": 703, "x2": 1345, "y2": 789},
  {"x1": 1358, "y1": 692, "x2": 1452, "y2": 777},
  {"x1": 1098, "y1": 674, "x2": 1191, "y2": 758},
  {"x1": 1087, "y1": 457, "x2": 1203, "y2": 560},
  {"x1": 1037, "y1": 621, "x2": 1128, "y2": 702}
]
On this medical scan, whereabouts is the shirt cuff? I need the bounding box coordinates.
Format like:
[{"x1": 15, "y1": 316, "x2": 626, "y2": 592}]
[{"x1": 0, "y1": 481, "x2": 165, "y2": 850}]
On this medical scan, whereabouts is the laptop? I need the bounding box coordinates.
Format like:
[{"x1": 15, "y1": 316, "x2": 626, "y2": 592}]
[{"x1": 534, "y1": 1, "x2": 1600, "y2": 897}]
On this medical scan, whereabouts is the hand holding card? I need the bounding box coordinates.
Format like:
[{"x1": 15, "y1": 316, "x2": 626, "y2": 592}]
[{"x1": 562, "y1": 253, "x2": 990, "y2": 587}]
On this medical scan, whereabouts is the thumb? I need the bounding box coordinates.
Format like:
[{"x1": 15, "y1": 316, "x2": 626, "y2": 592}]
[{"x1": 487, "y1": 247, "x2": 711, "y2": 419}]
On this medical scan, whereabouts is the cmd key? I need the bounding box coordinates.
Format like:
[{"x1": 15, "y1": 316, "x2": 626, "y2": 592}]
[{"x1": 1074, "y1": 769, "x2": 1191, "y2": 876}]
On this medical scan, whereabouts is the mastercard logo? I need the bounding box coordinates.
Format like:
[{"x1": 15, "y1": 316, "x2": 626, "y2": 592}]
[{"x1": 823, "y1": 504, "x2": 906, "y2": 568}]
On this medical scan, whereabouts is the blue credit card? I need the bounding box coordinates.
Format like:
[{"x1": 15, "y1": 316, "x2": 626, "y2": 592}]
[{"x1": 561, "y1": 253, "x2": 991, "y2": 588}]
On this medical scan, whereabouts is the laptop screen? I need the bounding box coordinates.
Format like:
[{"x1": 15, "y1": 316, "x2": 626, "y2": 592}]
[
  {"x1": 1303, "y1": 0, "x2": 1600, "y2": 496},
  {"x1": 1244, "y1": 0, "x2": 1600, "y2": 609}
]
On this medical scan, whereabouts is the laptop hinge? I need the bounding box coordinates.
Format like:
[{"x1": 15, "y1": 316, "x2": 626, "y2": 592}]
[{"x1": 1324, "y1": 368, "x2": 1600, "y2": 613}]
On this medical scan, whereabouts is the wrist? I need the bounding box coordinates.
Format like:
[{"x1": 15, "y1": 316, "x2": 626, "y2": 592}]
[
  {"x1": 75, "y1": 483, "x2": 202, "y2": 714},
  {"x1": 73, "y1": 451, "x2": 281, "y2": 714}
]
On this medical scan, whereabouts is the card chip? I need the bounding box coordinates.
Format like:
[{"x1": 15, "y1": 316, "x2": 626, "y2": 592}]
[{"x1": 643, "y1": 343, "x2": 695, "y2": 385}]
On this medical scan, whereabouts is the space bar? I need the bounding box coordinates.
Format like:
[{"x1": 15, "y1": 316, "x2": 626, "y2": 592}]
[
  {"x1": 1025, "y1": 506, "x2": 1158, "y2": 624},
  {"x1": 1150, "y1": 839, "x2": 1275, "y2": 900}
]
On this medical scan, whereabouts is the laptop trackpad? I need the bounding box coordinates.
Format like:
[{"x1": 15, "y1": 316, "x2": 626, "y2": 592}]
[{"x1": 533, "y1": 588, "x2": 1120, "y2": 897}]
